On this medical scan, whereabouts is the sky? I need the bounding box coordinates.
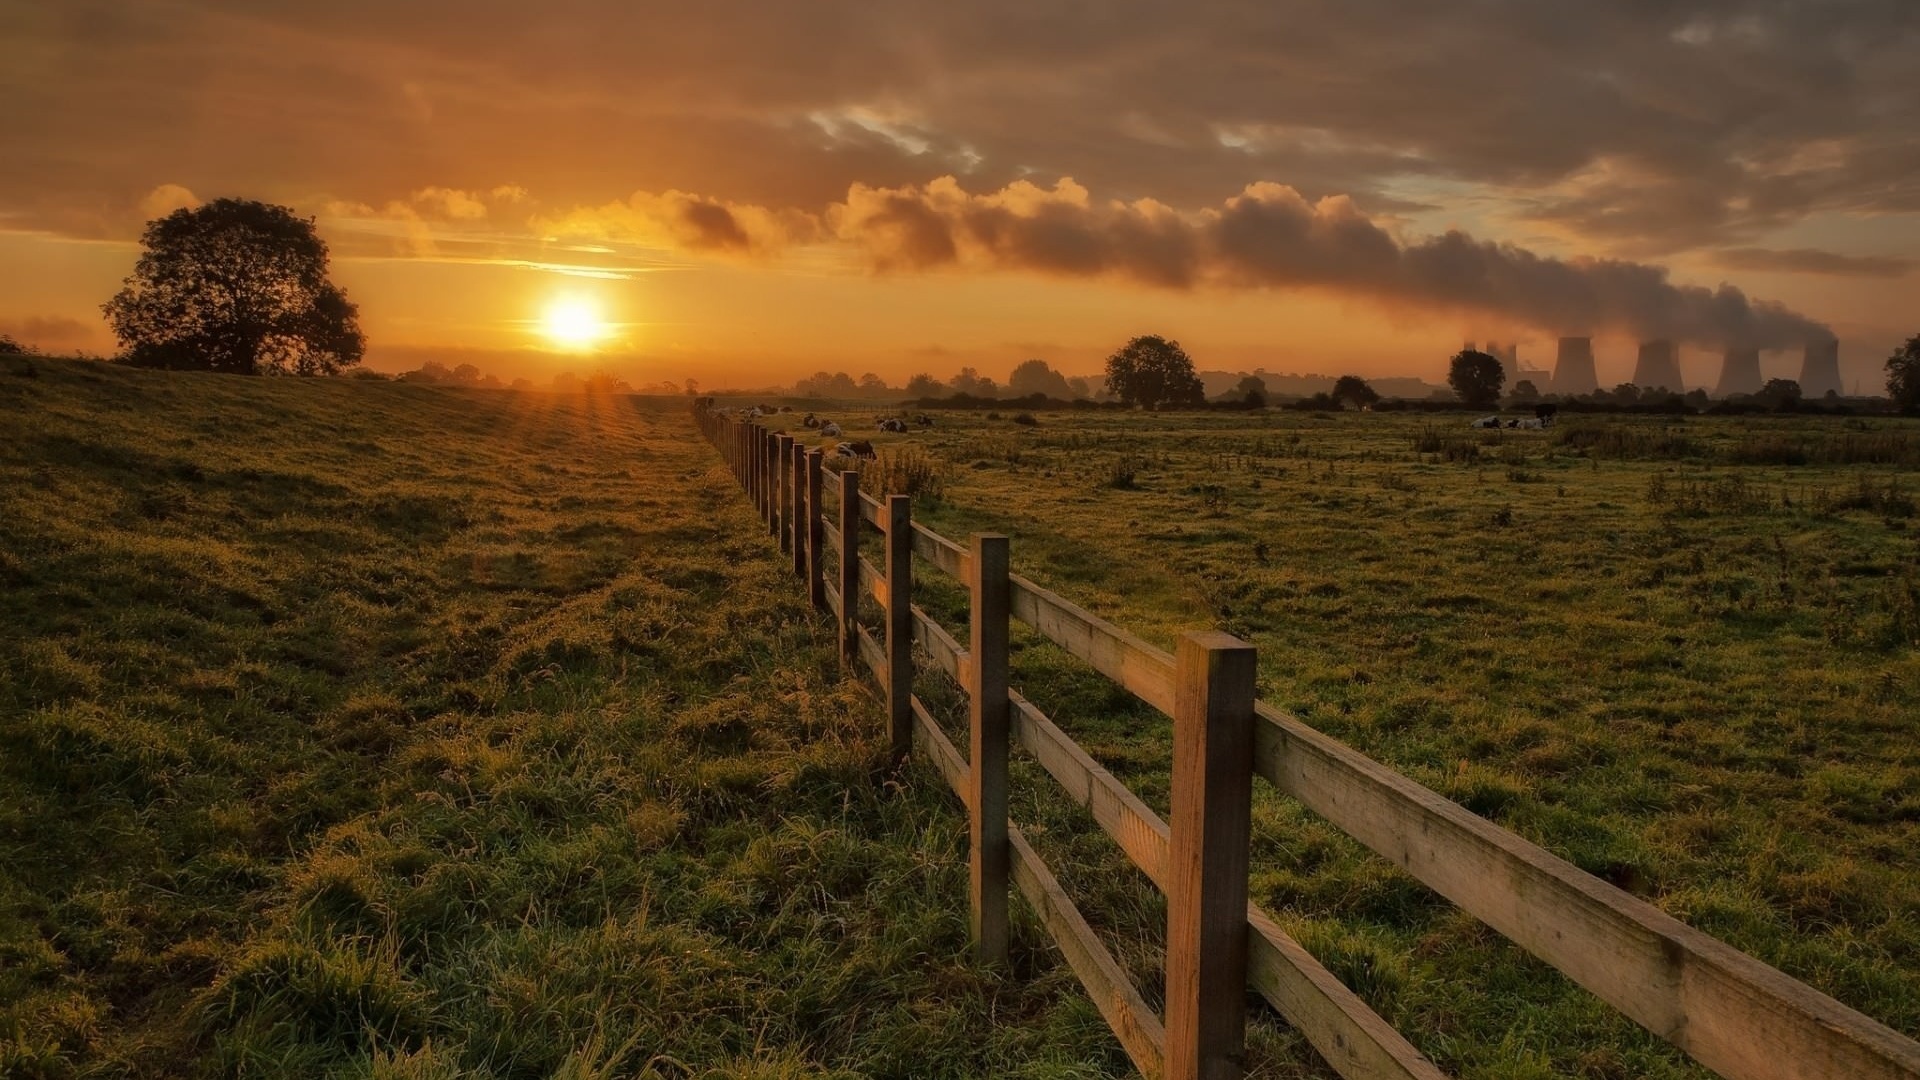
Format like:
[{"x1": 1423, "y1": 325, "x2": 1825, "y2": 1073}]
[{"x1": 2, "y1": 0, "x2": 1917, "y2": 391}]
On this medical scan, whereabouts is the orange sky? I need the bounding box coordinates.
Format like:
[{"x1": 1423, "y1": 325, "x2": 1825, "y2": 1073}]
[{"x1": 3, "y1": 2, "x2": 1916, "y2": 391}]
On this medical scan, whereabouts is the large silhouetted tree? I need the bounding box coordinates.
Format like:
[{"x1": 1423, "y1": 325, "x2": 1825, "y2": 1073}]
[
  {"x1": 1104, "y1": 335, "x2": 1203, "y2": 409},
  {"x1": 1887, "y1": 334, "x2": 1920, "y2": 414},
  {"x1": 104, "y1": 198, "x2": 364, "y2": 375},
  {"x1": 1447, "y1": 349, "x2": 1505, "y2": 408}
]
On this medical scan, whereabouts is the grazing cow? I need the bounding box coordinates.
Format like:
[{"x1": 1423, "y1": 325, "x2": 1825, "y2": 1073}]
[
  {"x1": 915, "y1": 414, "x2": 934, "y2": 427},
  {"x1": 820, "y1": 421, "x2": 842, "y2": 437},
  {"x1": 835, "y1": 440, "x2": 878, "y2": 460},
  {"x1": 1470, "y1": 415, "x2": 1502, "y2": 429},
  {"x1": 802, "y1": 413, "x2": 820, "y2": 429},
  {"x1": 877, "y1": 417, "x2": 907, "y2": 433}
]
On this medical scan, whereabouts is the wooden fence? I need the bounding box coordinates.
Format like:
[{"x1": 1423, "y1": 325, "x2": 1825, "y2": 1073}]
[{"x1": 694, "y1": 405, "x2": 1920, "y2": 1080}]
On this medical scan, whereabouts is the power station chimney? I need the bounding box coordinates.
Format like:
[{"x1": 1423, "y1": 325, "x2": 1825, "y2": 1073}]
[
  {"x1": 1798, "y1": 338, "x2": 1842, "y2": 398},
  {"x1": 1631, "y1": 340, "x2": 1684, "y2": 393},
  {"x1": 1550, "y1": 336, "x2": 1598, "y2": 395},
  {"x1": 1714, "y1": 346, "x2": 1763, "y2": 398}
]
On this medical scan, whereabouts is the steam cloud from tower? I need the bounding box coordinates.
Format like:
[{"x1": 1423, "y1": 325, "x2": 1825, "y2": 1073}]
[{"x1": 818, "y1": 178, "x2": 1833, "y2": 351}]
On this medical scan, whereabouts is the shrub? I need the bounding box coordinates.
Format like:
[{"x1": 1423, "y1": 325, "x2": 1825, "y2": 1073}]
[
  {"x1": 860, "y1": 445, "x2": 949, "y2": 505},
  {"x1": 1106, "y1": 454, "x2": 1144, "y2": 489},
  {"x1": 1012, "y1": 412, "x2": 1038, "y2": 426}
]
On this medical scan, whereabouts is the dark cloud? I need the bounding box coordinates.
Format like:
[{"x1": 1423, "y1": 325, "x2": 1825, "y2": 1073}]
[
  {"x1": 1711, "y1": 246, "x2": 1913, "y2": 278},
  {"x1": 3, "y1": 0, "x2": 1916, "y2": 261}
]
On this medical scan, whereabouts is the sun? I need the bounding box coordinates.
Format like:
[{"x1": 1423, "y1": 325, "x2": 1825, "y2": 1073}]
[{"x1": 540, "y1": 296, "x2": 611, "y2": 350}]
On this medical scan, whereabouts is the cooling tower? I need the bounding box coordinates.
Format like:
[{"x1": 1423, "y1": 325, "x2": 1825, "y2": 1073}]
[
  {"x1": 1550, "y1": 336, "x2": 1598, "y2": 395},
  {"x1": 1799, "y1": 338, "x2": 1842, "y2": 398},
  {"x1": 1631, "y1": 340, "x2": 1684, "y2": 393},
  {"x1": 1714, "y1": 347, "x2": 1763, "y2": 397}
]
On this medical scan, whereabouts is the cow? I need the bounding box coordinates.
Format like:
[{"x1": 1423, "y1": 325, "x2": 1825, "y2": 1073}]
[
  {"x1": 915, "y1": 414, "x2": 934, "y2": 428},
  {"x1": 1517, "y1": 416, "x2": 1548, "y2": 430},
  {"x1": 877, "y1": 417, "x2": 907, "y2": 433},
  {"x1": 835, "y1": 440, "x2": 878, "y2": 460},
  {"x1": 820, "y1": 421, "x2": 843, "y2": 437},
  {"x1": 1470, "y1": 415, "x2": 1502, "y2": 429},
  {"x1": 802, "y1": 413, "x2": 821, "y2": 429}
]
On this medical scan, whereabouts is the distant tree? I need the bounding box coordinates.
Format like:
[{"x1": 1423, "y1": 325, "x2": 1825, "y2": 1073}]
[
  {"x1": 1330, "y1": 374, "x2": 1379, "y2": 410},
  {"x1": 1509, "y1": 379, "x2": 1540, "y2": 402},
  {"x1": 552, "y1": 371, "x2": 583, "y2": 393},
  {"x1": 0, "y1": 334, "x2": 24, "y2": 356},
  {"x1": 1887, "y1": 334, "x2": 1920, "y2": 414},
  {"x1": 858, "y1": 372, "x2": 890, "y2": 396},
  {"x1": 1758, "y1": 377, "x2": 1803, "y2": 410},
  {"x1": 1008, "y1": 358, "x2": 1074, "y2": 399},
  {"x1": 1066, "y1": 376, "x2": 1092, "y2": 400},
  {"x1": 104, "y1": 198, "x2": 363, "y2": 375},
  {"x1": 1446, "y1": 349, "x2": 1505, "y2": 408},
  {"x1": 906, "y1": 372, "x2": 946, "y2": 398},
  {"x1": 511, "y1": 377, "x2": 534, "y2": 391},
  {"x1": 684, "y1": 378, "x2": 700, "y2": 396},
  {"x1": 949, "y1": 366, "x2": 994, "y2": 397},
  {"x1": 1684, "y1": 388, "x2": 1710, "y2": 409},
  {"x1": 582, "y1": 370, "x2": 632, "y2": 395},
  {"x1": 452, "y1": 363, "x2": 482, "y2": 385},
  {"x1": 1105, "y1": 335, "x2": 1204, "y2": 410},
  {"x1": 399, "y1": 361, "x2": 452, "y2": 384}
]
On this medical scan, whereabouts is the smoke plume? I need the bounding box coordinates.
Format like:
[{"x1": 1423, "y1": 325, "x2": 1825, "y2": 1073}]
[{"x1": 826, "y1": 177, "x2": 1831, "y2": 349}]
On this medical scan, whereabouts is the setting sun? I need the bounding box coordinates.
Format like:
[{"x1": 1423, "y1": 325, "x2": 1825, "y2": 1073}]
[{"x1": 540, "y1": 296, "x2": 610, "y2": 350}]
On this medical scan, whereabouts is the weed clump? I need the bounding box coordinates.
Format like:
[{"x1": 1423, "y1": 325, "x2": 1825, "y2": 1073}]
[{"x1": 860, "y1": 445, "x2": 949, "y2": 505}]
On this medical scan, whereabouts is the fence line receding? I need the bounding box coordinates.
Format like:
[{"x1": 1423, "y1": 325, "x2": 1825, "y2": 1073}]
[{"x1": 694, "y1": 402, "x2": 1920, "y2": 1080}]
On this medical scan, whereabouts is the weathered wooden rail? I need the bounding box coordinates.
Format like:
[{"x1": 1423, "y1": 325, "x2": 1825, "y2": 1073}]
[{"x1": 694, "y1": 403, "x2": 1920, "y2": 1080}]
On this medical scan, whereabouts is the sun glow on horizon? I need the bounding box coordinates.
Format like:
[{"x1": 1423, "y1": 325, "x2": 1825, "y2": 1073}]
[{"x1": 540, "y1": 296, "x2": 612, "y2": 350}]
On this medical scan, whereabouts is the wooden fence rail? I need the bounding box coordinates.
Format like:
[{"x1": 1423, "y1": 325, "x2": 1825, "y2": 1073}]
[{"x1": 692, "y1": 403, "x2": 1920, "y2": 1080}]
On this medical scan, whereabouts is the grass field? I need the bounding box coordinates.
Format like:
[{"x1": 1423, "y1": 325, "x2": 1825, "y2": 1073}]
[
  {"x1": 0, "y1": 359, "x2": 1160, "y2": 1079},
  {"x1": 793, "y1": 399, "x2": 1920, "y2": 1079},
  {"x1": 6, "y1": 358, "x2": 1918, "y2": 1080}
]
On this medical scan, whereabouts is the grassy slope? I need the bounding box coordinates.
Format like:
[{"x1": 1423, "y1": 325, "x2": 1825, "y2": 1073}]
[
  {"x1": 0, "y1": 360, "x2": 1143, "y2": 1079},
  {"x1": 805, "y1": 404, "x2": 1920, "y2": 1080}
]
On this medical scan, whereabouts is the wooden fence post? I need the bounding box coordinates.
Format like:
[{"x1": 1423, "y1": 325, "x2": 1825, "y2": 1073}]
[
  {"x1": 756, "y1": 426, "x2": 771, "y2": 530},
  {"x1": 790, "y1": 441, "x2": 807, "y2": 577},
  {"x1": 885, "y1": 494, "x2": 913, "y2": 766},
  {"x1": 968, "y1": 533, "x2": 1011, "y2": 966},
  {"x1": 837, "y1": 468, "x2": 860, "y2": 666},
  {"x1": 776, "y1": 434, "x2": 794, "y2": 552},
  {"x1": 1166, "y1": 631, "x2": 1259, "y2": 1080},
  {"x1": 805, "y1": 450, "x2": 825, "y2": 608}
]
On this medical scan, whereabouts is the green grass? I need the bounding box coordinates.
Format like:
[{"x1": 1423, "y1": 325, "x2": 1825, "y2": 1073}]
[
  {"x1": 805, "y1": 403, "x2": 1920, "y2": 1079},
  {"x1": 0, "y1": 360, "x2": 1150, "y2": 1079},
  {"x1": 10, "y1": 361, "x2": 1920, "y2": 1079}
]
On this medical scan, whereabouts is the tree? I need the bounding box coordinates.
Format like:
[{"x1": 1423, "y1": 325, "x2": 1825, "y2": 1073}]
[
  {"x1": 0, "y1": 334, "x2": 24, "y2": 356},
  {"x1": 1509, "y1": 379, "x2": 1540, "y2": 402},
  {"x1": 1008, "y1": 358, "x2": 1074, "y2": 399},
  {"x1": 1887, "y1": 335, "x2": 1920, "y2": 414},
  {"x1": 1104, "y1": 335, "x2": 1204, "y2": 409},
  {"x1": 1758, "y1": 377, "x2": 1803, "y2": 410},
  {"x1": 858, "y1": 372, "x2": 891, "y2": 396},
  {"x1": 906, "y1": 372, "x2": 947, "y2": 398},
  {"x1": 1446, "y1": 349, "x2": 1505, "y2": 408},
  {"x1": 1066, "y1": 376, "x2": 1092, "y2": 400},
  {"x1": 1330, "y1": 374, "x2": 1379, "y2": 410},
  {"x1": 104, "y1": 198, "x2": 363, "y2": 375}
]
